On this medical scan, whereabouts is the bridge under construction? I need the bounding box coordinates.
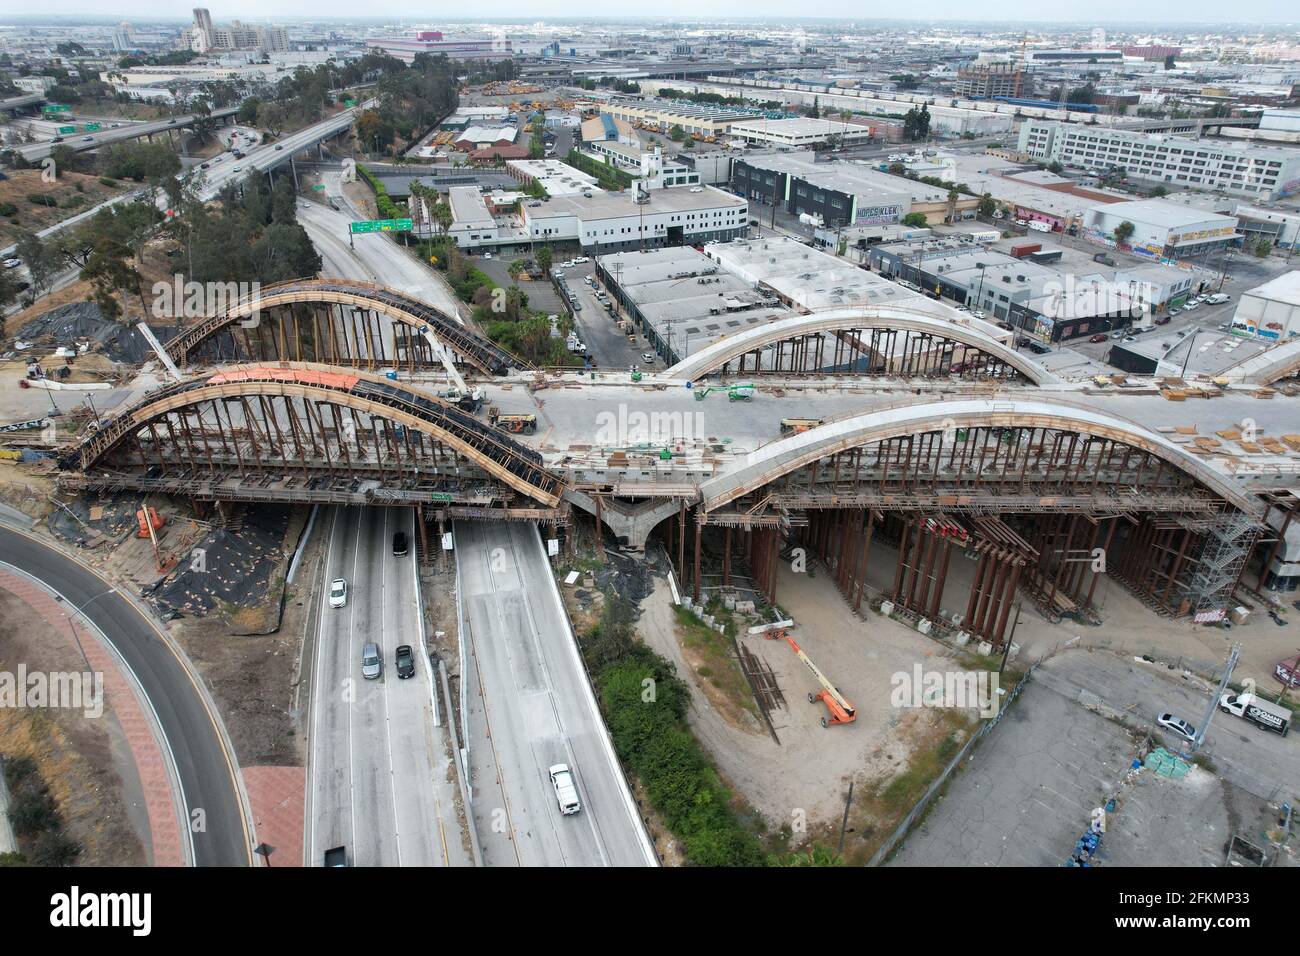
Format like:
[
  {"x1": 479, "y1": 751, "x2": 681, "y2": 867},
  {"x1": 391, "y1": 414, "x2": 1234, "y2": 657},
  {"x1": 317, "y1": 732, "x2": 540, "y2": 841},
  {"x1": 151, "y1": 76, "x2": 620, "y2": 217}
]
[{"x1": 51, "y1": 280, "x2": 1300, "y2": 649}]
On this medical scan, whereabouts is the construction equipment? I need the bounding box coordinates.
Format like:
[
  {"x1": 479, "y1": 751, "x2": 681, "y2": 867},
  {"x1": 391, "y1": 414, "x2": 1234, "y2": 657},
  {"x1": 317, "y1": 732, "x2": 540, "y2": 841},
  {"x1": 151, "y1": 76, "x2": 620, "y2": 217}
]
[
  {"x1": 693, "y1": 383, "x2": 754, "y2": 402},
  {"x1": 491, "y1": 411, "x2": 537, "y2": 434},
  {"x1": 419, "y1": 327, "x2": 483, "y2": 411},
  {"x1": 766, "y1": 628, "x2": 856, "y2": 728},
  {"x1": 136, "y1": 506, "x2": 164, "y2": 538},
  {"x1": 780, "y1": 417, "x2": 824, "y2": 435}
]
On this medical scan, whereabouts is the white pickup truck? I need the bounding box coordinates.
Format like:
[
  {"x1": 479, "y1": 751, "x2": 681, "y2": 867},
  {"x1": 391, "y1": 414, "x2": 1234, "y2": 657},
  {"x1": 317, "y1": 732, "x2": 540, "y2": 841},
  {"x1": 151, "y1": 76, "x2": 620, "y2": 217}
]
[{"x1": 549, "y1": 763, "x2": 582, "y2": 816}]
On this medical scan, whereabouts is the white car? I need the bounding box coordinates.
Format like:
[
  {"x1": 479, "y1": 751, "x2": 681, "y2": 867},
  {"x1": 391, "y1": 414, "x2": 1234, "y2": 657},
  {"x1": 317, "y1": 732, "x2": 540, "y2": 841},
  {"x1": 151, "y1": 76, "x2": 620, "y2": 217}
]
[
  {"x1": 574, "y1": 256, "x2": 589, "y2": 263},
  {"x1": 1157, "y1": 713, "x2": 1196, "y2": 743},
  {"x1": 3, "y1": 258, "x2": 21, "y2": 269},
  {"x1": 483, "y1": 252, "x2": 492, "y2": 259},
  {"x1": 328, "y1": 578, "x2": 348, "y2": 609},
  {"x1": 1182, "y1": 301, "x2": 1199, "y2": 311},
  {"x1": 548, "y1": 763, "x2": 581, "y2": 816}
]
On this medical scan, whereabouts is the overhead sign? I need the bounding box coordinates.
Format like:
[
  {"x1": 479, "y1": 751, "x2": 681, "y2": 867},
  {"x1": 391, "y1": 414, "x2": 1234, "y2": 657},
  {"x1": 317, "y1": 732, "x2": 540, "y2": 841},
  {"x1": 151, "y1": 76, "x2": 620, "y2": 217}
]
[
  {"x1": 57, "y1": 126, "x2": 76, "y2": 135},
  {"x1": 83, "y1": 123, "x2": 100, "y2": 132},
  {"x1": 343, "y1": 98, "x2": 357, "y2": 107},
  {"x1": 349, "y1": 218, "x2": 413, "y2": 234},
  {"x1": 42, "y1": 104, "x2": 71, "y2": 114}
]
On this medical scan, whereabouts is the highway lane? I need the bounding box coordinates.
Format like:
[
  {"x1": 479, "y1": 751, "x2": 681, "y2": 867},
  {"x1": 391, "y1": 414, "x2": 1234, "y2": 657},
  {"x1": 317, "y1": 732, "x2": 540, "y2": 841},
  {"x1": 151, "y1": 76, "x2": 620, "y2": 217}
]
[
  {"x1": 458, "y1": 520, "x2": 656, "y2": 867},
  {"x1": 307, "y1": 506, "x2": 467, "y2": 866},
  {"x1": 0, "y1": 526, "x2": 251, "y2": 866},
  {"x1": 15, "y1": 106, "x2": 241, "y2": 163},
  {"x1": 298, "y1": 181, "x2": 466, "y2": 320}
]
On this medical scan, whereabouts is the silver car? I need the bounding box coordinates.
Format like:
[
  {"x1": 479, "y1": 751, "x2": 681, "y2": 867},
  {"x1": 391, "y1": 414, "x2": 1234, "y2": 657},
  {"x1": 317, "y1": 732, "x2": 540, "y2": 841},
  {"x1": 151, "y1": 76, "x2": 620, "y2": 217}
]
[{"x1": 361, "y1": 642, "x2": 382, "y2": 680}]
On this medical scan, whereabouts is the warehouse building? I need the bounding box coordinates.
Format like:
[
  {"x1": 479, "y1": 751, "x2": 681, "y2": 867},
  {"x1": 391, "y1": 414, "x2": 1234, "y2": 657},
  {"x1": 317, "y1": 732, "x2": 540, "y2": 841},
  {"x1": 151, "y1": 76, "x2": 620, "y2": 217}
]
[
  {"x1": 1230, "y1": 271, "x2": 1300, "y2": 341},
  {"x1": 523, "y1": 185, "x2": 748, "y2": 254},
  {"x1": 594, "y1": 246, "x2": 791, "y2": 364},
  {"x1": 1018, "y1": 120, "x2": 1300, "y2": 200},
  {"x1": 725, "y1": 117, "x2": 874, "y2": 148},
  {"x1": 1082, "y1": 198, "x2": 1240, "y2": 261},
  {"x1": 733, "y1": 151, "x2": 977, "y2": 227},
  {"x1": 599, "y1": 100, "x2": 762, "y2": 138}
]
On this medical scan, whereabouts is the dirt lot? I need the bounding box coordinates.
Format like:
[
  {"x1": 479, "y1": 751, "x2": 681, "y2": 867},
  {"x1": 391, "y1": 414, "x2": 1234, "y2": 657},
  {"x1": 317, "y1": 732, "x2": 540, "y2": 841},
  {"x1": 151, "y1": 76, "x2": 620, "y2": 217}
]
[
  {"x1": 0, "y1": 587, "x2": 148, "y2": 865},
  {"x1": 634, "y1": 560, "x2": 984, "y2": 863},
  {"x1": 0, "y1": 169, "x2": 125, "y2": 247}
]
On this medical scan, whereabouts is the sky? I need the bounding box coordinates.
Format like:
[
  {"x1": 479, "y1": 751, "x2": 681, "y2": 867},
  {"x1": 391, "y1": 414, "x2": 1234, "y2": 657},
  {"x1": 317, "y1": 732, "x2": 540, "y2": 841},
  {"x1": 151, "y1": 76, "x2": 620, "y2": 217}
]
[{"x1": 5, "y1": 4, "x2": 1297, "y2": 25}]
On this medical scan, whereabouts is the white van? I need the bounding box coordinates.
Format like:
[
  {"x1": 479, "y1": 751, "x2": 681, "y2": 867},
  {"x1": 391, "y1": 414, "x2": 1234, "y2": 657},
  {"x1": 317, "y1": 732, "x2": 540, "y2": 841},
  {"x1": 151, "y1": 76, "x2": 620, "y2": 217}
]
[{"x1": 549, "y1": 763, "x2": 581, "y2": 815}]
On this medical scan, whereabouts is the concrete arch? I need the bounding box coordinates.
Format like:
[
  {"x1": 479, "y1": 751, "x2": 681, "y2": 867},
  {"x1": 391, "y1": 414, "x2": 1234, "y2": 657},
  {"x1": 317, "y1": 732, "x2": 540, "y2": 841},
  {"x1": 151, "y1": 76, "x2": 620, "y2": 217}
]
[
  {"x1": 163, "y1": 278, "x2": 527, "y2": 375},
  {"x1": 65, "y1": 362, "x2": 563, "y2": 507},
  {"x1": 665, "y1": 307, "x2": 1063, "y2": 385},
  {"x1": 699, "y1": 397, "x2": 1256, "y2": 515}
]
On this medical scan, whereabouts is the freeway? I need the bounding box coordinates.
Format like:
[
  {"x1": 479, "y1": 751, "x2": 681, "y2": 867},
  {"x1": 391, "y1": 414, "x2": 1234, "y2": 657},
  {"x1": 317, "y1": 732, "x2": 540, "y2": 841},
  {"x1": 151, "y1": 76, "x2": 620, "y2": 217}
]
[
  {"x1": 297, "y1": 187, "x2": 466, "y2": 320},
  {"x1": 0, "y1": 525, "x2": 252, "y2": 866},
  {"x1": 15, "y1": 107, "x2": 241, "y2": 163},
  {"x1": 306, "y1": 506, "x2": 468, "y2": 867},
  {"x1": 458, "y1": 520, "x2": 656, "y2": 867}
]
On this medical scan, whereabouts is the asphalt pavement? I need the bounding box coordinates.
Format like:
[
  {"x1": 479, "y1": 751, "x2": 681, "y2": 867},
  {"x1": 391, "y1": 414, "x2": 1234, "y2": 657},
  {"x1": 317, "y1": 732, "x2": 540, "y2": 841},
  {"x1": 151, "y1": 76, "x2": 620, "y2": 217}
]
[
  {"x1": 0, "y1": 525, "x2": 251, "y2": 866},
  {"x1": 457, "y1": 520, "x2": 656, "y2": 867},
  {"x1": 306, "y1": 506, "x2": 468, "y2": 866}
]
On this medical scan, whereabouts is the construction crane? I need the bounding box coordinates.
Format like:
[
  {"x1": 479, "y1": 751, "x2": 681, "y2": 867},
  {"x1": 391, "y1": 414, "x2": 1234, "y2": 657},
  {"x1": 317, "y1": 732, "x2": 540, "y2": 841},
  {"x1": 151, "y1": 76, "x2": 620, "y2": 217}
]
[
  {"x1": 418, "y1": 327, "x2": 483, "y2": 411},
  {"x1": 767, "y1": 628, "x2": 856, "y2": 728}
]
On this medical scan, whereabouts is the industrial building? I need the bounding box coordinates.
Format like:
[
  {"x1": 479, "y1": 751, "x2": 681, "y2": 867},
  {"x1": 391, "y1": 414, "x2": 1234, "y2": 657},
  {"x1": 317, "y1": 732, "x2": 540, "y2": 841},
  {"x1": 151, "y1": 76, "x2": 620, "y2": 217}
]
[
  {"x1": 1230, "y1": 271, "x2": 1300, "y2": 341},
  {"x1": 523, "y1": 185, "x2": 748, "y2": 254},
  {"x1": 365, "y1": 30, "x2": 513, "y2": 63},
  {"x1": 594, "y1": 247, "x2": 791, "y2": 364},
  {"x1": 1082, "y1": 198, "x2": 1240, "y2": 261},
  {"x1": 1018, "y1": 120, "x2": 1300, "y2": 201},
  {"x1": 733, "y1": 151, "x2": 977, "y2": 227},
  {"x1": 725, "y1": 117, "x2": 874, "y2": 148},
  {"x1": 954, "y1": 63, "x2": 1023, "y2": 99},
  {"x1": 598, "y1": 100, "x2": 762, "y2": 138},
  {"x1": 507, "y1": 159, "x2": 603, "y2": 196}
]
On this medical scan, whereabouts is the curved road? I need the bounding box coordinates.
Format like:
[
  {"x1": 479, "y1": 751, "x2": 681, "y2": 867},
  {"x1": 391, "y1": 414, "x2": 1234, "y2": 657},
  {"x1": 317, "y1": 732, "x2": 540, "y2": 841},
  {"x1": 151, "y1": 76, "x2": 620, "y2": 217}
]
[{"x1": 0, "y1": 526, "x2": 252, "y2": 866}]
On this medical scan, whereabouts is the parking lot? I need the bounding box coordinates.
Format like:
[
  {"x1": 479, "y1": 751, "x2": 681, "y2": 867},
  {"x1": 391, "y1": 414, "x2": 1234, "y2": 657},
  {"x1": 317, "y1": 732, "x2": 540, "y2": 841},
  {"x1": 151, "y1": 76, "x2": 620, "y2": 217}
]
[
  {"x1": 891, "y1": 647, "x2": 1300, "y2": 867},
  {"x1": 555, "y1": 260, "x2": 647, "y2": 370}
]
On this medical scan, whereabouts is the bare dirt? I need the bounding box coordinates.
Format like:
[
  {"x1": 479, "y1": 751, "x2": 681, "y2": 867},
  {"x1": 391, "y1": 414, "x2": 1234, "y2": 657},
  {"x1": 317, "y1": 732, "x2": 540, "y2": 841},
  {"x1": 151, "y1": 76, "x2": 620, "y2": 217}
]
[
  {"x1": 0, "y1": 169, "x2": 124, "y2": 247},
  {"x1": 0, "y1": 587, "x2": 148, "y2": 865}
]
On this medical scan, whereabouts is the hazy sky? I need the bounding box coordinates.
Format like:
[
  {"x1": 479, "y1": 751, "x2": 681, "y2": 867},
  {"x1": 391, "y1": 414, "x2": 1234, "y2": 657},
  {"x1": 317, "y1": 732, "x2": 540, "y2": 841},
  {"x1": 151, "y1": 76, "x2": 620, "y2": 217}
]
[{"x1": 6, "y1": 3, "x2": 1298, "y2": 25}]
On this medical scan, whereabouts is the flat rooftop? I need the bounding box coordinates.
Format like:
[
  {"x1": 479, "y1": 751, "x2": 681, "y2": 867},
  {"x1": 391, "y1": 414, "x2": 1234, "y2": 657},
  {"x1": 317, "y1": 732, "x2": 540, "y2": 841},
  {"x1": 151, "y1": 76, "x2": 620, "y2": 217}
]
[
  {"x1": 1089, "y1": 198, "x2": 1240, "y2": 229},
  {"x1": 528, "y1": 184, "x2": 745, "y2": 224},
  {"x1": 1244, "y1": 270, "x2": 1300, "y2": 307},
  {"x1": 507, "y1": 159, "x2": 603, "y2": 196},
  {"x1": 728, "y1": 117, "x2": 872, "y2": 138},
  {"x1": 739, "y1": 150, "x2": 943, "y2": 204},
  {"x1": 447, "y1": 185, "x2": 494, "y2": 229}
]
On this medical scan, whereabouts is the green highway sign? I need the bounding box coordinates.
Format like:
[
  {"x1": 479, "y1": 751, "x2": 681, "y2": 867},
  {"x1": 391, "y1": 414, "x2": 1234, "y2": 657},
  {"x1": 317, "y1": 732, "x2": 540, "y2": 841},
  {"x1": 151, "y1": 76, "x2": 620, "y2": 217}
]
[
  {"x1": 349, "y1": 218, "x2": 413, "y2": 234},
  {"x1": 42, "y1": 104, "x2": 71, "y2": 114},
  {"x1": 311, "y1": 184, "x2": 326, "y2": 191},
  {"x1": 343, "y1": 98, "x2": 357, "y2": 107},
  {"x1": 84, "y1": 123, "x2": 100, "y2": 132},
  {"x1": 58, "y1": 126, "x2": 76, "y2": 135}
]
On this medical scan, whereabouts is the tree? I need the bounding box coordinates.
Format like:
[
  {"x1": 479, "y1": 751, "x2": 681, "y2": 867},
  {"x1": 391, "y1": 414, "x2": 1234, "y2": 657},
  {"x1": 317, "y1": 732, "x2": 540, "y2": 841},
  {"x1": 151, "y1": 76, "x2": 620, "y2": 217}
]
[
  {"x1": 809, "y1": 96, "x2": 820, "y2": 119},
  {"x1": 535, "y1": 244, "x2": 553, "y2": 275},
  {"x1": 1150, "y1": 185, "x2": 1168, "y2": 197},
  {"x1": 1163, "y1": 54, "x2": 1177, "y2": 70},
  {"x1": 901, "y1": 212, "x2": 929, "y2": 228},
  {"x1": 903, "y1": 104, "x2": 930, "y2": 142},
  {"x1": 668, "y1": 124, "x2": 687, "y2": 142},
  {"x1": 977, "y1": 192, "x2": 996, "y2": 217},
  {"x1": 14, "y1": 232, "x2": 58, "y2": 298},
  {"x1": 1113, "y1": 220, "x2": 1136, "y2": 244},
  {"x1": 81, "y1": 237, "x2": 141, "y2": 321}
]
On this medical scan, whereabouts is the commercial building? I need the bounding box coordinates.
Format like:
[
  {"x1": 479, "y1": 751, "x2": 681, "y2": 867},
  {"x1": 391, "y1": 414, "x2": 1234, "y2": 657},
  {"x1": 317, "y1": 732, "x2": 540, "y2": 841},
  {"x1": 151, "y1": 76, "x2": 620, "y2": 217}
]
[
  {"x1": 365, "y1": 32, "x2": 513, "y2": 63},
  {"x1": 454, "y1": 126, "x2": 518, "y2": 150},
  {"x1": 1082, "y1": 198, "x2": 1240, "y2": 261},
  {"x1": 599, "y1": 100, "x2": 762, "y2": 138},
  {"x1": 725, "y1": 117, "x2": 873, "y2": 148},
  {"x1": 580, "y1": 114, "x2": 637, "y2": 145},
  {"x1": 703, "y1": 236, "x2": 927, "y2": 314},
  {"x1": 1018, "y1": 120, "x2": 1300, "y2": 200},
  {"x1": 733, "y1": 150, "x2": 978, "y2": 227},
  {"x1": 1230, "y1": 271, "x2": 1300, "y2": 341},
  {"x1": 189, "y1": 9, "x2": 288, "y2": 53},
  {"x1": 446, "y1": 185, "x2": 500, "y2": 247},
  {"x1": 594, "y1": 246, "x2": 791, "y2": 364},
  {"x1": 507, "y1": 159, "x2": 603, "y2": 196},
  {"x1": 1234, "y1": 204, "x2": 1300, "y2": 250},
  {"x1": 524, "y1": 185, "x2": 748, "y2": 254}
]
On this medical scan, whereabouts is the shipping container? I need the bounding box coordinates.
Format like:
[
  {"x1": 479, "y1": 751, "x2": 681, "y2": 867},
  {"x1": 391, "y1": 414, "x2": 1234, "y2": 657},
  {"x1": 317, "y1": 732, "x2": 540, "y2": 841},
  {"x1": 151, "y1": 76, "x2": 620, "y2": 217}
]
[{"x1": 1009, "y1": 242, "x2": 1042, "y2": 259}]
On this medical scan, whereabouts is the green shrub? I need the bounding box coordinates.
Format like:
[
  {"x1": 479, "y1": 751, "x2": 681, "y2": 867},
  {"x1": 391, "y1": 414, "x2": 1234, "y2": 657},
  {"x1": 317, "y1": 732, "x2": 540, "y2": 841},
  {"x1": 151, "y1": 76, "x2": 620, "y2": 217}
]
[
  {"x1": 0, "y1": 201, "x2": 17, "y2": 216},
  {"x1": 27, "y1": 194, "x2": 58, "y2": 208}
]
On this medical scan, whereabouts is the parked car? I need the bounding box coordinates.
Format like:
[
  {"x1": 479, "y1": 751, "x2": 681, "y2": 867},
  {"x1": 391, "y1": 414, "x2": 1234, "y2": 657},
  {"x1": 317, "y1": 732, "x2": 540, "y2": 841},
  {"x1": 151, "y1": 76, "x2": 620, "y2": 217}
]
[
  {"x1": 1154, "y1": 316, "x2": 1171, "y2": 326},
  {"x1": 1157, "y1": 713, "x2": 1196, "y2": 744},
  {"x1": 1167, "y1": 307, "x2": 1181, "y2": 317},
  {"x1": 1182, "y1": 301, "x2": 1199, "y2": 311},
  {"x1": 1089, "y1": 333, "x2": 1108, "y2": 343},
  {"x1": 1027, "y1": 341, "x2": 1051, "y2": 355},
  {"x1": 361, "y1": 642, "x2": 382, "y2": 680},
  {"x1": 395, "y1": 645, "x2": 416, "y2": 679},
  {"x1": 329, "y1": 578, "x2": 348, "y2": 609},
  {"x1": 1111, "y1": 331, "x2": 1126, "y2": 340},
  {"x1": 641, "y1": 352, "x2": 655, "y2": 364},
  {"x1": 3, "y1": 258, "x2": 21, "y2": 270}
]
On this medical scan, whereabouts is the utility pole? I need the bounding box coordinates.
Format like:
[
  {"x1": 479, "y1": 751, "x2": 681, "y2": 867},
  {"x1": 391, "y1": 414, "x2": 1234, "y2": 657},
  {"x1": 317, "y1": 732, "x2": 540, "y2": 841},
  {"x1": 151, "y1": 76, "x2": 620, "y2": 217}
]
[{"x1": 1192, "y1": 643, "x2": 1240, "y2": 752}]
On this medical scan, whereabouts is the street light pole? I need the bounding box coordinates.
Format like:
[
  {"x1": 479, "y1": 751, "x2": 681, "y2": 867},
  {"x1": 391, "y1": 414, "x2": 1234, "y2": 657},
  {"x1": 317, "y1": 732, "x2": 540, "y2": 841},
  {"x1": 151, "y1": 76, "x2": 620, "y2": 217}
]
[{"x1": 1179, "y1": 329, "x2": 1203, "y2": 380}]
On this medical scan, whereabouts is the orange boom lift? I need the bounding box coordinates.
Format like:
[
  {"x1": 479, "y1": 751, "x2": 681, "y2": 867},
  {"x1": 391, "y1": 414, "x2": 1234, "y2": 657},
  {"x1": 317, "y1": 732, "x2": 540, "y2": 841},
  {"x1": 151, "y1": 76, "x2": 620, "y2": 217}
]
[{"x1": 767, "y1": 628, "x2": 856, "y2": 727}]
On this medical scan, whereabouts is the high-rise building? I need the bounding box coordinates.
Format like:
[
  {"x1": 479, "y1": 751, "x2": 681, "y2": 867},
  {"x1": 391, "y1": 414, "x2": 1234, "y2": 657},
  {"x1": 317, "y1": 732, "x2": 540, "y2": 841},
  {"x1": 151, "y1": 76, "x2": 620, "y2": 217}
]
[{"x1": 112, "y1": 21, "x2": 132, "y2": 52}]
